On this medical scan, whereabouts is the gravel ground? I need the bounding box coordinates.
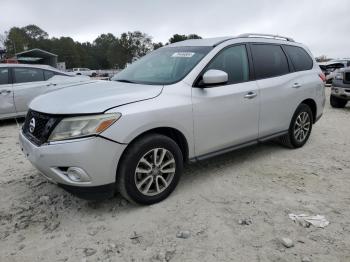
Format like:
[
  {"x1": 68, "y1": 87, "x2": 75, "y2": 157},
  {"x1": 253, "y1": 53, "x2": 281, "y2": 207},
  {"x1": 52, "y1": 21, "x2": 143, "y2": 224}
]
[{"x1": 0, "y1": 88, "x2": 349, "y2": 262}]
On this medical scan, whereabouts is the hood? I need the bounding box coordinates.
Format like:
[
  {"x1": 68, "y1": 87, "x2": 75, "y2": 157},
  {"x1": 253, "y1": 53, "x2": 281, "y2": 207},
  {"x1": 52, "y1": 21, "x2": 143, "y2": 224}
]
[{"x1": 30, "y1": 81, "x2": 163, "y2": 114}]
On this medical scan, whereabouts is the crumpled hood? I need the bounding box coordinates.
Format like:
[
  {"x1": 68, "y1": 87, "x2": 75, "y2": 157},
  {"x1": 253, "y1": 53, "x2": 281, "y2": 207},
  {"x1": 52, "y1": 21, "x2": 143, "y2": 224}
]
[{"x1": 30, "y1": 81, "x2": 163, "y2": 114}]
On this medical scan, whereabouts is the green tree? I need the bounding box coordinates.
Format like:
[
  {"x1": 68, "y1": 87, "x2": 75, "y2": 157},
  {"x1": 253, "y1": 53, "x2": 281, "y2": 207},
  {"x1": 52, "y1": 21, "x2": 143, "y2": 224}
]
[
  {"x1": 187, "y1": 34, "x2": 202, "y2": 40},
  {"x1": 168, "y1": 34, "x2": 202, "y2": 44},
  {"x1": 93, "y1": 33, "x2": 117, "y2": 69},
  {"x1": 153, "y1": 42, "x2": 163, "y2": 50},
  {"x1": 2, "y1": 24, "x2": 203, "y2": 69},
  {"x1": 169, "y1": 34, "x2": 188, "y2": 44},
  {"x1": 108, "y1": 31, "x2": 153, "y2": 69},
  {"x1": 22, "y1": 25, "x2": 48, "y2": 40},
  {"x1": 5, "y1": 27, "x2": 29, "y2": 55}
]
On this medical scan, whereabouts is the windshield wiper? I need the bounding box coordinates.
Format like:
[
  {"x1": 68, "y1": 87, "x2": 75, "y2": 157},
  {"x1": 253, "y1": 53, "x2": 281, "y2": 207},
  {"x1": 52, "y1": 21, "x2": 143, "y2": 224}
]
[{"x1": 115, "y1": 79, "x2": 136, "y2": 83}]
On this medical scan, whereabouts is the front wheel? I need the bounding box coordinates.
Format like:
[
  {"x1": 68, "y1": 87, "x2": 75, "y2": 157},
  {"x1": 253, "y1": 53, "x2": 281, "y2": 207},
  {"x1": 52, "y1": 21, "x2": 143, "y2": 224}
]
[
  {"x1": 279, "y1": 103, "x2": 313, "y2": 148},
  {"x1": 330, "y1": 95, "x2": 347, "y2": 108},
  {"x1": 117, "y1": 134, "x2": 183, "y2": 205}
]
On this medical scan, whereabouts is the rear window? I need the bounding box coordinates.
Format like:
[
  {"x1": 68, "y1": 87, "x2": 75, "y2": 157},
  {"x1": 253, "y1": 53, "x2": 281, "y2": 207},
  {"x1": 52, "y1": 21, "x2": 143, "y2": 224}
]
[
  {"x1": 14, "y1": 68, "x2": 45, "y2": 83},
  {"x1": 251, "y1": 44, "x2": 290, "y2": 79},
  {"x1": 0, "y1": 68, "x2": 9, "y2": 85},
  {"x1": 284, "y1": 45, "x2": 313, "y2": 71}
]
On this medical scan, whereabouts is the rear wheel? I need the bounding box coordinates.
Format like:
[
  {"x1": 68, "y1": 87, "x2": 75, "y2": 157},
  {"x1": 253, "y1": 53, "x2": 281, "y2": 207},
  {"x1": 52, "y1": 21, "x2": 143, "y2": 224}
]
[
  {"x1": 330, "y1": 95, "x2": 347, "y2": 108},
  {"x1": 117, "y1": 134, "x2": 183, "y2": 205},
  {"x1": 279, "y1": 103, "x2": 313, "y2": 148}
]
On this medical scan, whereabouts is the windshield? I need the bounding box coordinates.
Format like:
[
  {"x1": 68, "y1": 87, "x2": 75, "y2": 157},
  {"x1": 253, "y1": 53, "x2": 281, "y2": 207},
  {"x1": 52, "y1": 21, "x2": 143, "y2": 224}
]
[{"x1": 112, "y1": 46, "x2": 212, "y2": 85}]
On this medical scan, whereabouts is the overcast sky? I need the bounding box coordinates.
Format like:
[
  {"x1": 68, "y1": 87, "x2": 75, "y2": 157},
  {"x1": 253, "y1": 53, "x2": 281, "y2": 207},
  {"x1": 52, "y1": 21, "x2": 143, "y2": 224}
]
[{"x1": 1, "y1": 0, "x2": 349, "y2": 58}]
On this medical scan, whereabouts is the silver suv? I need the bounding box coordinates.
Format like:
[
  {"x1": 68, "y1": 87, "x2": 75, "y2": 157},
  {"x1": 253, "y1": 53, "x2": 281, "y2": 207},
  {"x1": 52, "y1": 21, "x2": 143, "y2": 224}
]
[{"x1": 19, "y1": 34, "x2": 326, "y2": 205}]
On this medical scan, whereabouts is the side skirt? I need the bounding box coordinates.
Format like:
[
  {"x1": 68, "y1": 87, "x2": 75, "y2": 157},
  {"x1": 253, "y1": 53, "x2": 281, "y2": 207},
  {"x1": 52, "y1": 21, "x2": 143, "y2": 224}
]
[{"x1": 189, "y1": 130, "x2": 288, "y2": 162}]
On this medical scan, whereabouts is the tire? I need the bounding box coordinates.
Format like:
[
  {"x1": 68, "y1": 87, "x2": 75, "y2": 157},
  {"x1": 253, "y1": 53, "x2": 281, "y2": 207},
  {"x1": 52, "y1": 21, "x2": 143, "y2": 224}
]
[
  {"x1": 330, "y1": 95, "x2": 347, "y2": 108},
  {"x1": 279, "y1": 103, "x2": 313, "y2": 149},
  {"x1": 117, "y1": 134, "x2": 183, "y2": 205}
]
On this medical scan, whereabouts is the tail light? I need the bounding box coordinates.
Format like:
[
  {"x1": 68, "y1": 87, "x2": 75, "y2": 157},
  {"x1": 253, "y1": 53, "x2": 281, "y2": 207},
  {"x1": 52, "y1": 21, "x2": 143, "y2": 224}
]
[{"x1": 319, "y1": 73, "x2": 326, "y2": 82}]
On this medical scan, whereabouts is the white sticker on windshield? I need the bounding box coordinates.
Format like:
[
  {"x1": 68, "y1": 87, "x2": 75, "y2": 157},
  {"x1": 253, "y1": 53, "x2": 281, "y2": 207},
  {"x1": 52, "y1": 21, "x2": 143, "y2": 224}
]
[{"x1": 171, "y1": 52, "x2": 195, "y2": 58}]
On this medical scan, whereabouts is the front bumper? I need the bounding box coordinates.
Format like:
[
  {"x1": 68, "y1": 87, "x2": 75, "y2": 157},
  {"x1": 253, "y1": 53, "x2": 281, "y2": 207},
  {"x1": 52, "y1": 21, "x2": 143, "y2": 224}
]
[
  {"x1": 331, "y1": 80, "x2": 350, "y2": 100},
  {"x1": 19, "y1": 131, "x2": 127, "y2": 192}
]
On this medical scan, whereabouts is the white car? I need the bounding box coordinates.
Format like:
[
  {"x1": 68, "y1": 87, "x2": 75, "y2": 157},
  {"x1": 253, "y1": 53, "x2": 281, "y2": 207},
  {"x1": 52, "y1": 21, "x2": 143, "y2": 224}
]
[
  {"x1": 0, "y1": 64, "x2": 94, "y2": 120},
  {"x1": 72, "y1": 68, "x2": 97, "y2": 77},
  {"x1": 19, "y1": 34, "x2": 325, "y2": 204}
]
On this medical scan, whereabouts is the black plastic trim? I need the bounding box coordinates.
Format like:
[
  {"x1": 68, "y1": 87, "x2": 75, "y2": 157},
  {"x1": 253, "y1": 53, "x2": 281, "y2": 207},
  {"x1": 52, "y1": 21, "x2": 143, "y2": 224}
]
[
  {"x1": 315, "y1": 113, "x2": 323, "y2": 123},
  {"x1": 189, "y1": 130, "x2": 288, "y2": 162},
  {"x1": 59, "y1": 183, "x2": 115, "y2": 200}
]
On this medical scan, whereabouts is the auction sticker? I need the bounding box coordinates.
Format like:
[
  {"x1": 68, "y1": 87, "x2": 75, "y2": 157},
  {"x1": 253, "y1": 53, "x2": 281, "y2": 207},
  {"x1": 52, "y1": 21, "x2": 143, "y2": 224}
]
[{"x1": 171, "y1": 52, "x2": 195, "y2": 58}]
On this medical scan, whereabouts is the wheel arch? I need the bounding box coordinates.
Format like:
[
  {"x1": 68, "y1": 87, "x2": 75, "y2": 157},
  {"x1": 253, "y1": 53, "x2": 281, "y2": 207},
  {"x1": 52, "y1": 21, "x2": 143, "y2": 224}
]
[
  {"x1": 115, "y1": 126, "x2": 189, "y2": 185},
  {"x1": 300, "y1": 98, "x2": 317, "y2": 123},
  {"x1": 118, "y1": 126, "x2": 189, "y2": 164}
]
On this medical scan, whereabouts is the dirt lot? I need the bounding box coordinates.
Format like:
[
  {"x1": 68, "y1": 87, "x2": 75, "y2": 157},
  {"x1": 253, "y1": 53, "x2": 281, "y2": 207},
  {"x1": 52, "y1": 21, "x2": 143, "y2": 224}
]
[{"x1": 0, "y1": 88, "x2": 349, "y2": 262}]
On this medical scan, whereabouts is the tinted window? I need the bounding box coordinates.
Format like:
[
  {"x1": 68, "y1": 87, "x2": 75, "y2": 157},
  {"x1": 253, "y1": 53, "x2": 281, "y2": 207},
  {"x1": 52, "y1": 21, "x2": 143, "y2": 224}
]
[
  {"x1": 284, "y1": 45, "x2": 313, "y2": 71},
  {"x1": 14, "y1": 68, "x2": 44, "y2": 83},
  {"x1": 206, "y1": 45, "x2": 249, "y2": 84},
  {"x1": 251, "y1": 44, "x2": 289, "y2": 79},
  {"x1": 0, "y1": 68, "x2": 9, "y2": 85}
]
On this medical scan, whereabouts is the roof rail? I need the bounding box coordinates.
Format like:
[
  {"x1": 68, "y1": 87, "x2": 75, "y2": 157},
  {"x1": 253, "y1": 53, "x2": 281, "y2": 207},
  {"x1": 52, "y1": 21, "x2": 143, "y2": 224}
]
[{"x1": 238, "y1": 33, "x2": 295, "y2": 42}]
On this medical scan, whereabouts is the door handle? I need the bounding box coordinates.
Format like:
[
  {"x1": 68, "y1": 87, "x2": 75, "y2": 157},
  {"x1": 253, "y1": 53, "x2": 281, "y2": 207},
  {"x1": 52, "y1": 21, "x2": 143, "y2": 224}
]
[
  {"x1": 46, "y1": 83, "x2": 57, "y2": 87},
  {"x1": 244, "y1": 91, "x2": 257, "y2": 99},
  {"x1": 0, "y1": 90, "x2": 11, "y2": 95},
  {"x1": 292, "y1": 83, "x2": 302, "y2": 88}
]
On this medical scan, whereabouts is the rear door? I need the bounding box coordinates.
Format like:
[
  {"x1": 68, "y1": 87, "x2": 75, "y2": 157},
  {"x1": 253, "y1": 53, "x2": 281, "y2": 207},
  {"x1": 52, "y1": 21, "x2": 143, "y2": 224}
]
[
  {"x1": 250, "y1": 44, "x2": 299, "y2": 137},
  {"x1": 0, "y1": 67, "x2": 16, "y2": 118},
  {"x1": 13, "y1": 67, "x2": 47, "y2": 115}
]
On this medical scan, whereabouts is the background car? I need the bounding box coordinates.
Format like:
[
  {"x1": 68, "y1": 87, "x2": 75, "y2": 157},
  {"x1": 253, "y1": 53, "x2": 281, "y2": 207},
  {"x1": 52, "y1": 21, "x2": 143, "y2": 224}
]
[
  {"x1": 331, "y1": 67, "x2": 350, "y2": 108},
  {"x1": 319, "y1": 59, "x2": 350, "y2": 85},
  {"x1": 72, "y1": 68, "x2": 97, "y2": 77},
  {"x1": 0, "y1": 64, "x2": 94, "y2": 120}
]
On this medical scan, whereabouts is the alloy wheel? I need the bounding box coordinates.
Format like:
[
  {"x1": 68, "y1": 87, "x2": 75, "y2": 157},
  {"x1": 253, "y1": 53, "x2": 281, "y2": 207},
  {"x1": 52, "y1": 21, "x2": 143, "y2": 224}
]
[
  {"x1": 293, "y1": 111, "x2": 311, "y2": 143},
  {"x1": 134, "y1": 148, "x2": 176, "y2": 196}
]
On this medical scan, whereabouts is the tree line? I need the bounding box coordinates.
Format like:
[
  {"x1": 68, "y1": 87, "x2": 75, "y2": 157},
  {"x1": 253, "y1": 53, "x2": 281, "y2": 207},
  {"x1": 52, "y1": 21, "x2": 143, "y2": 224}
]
[{"x1": 0, "y1": 25, "x2": 201, "y2": 69}]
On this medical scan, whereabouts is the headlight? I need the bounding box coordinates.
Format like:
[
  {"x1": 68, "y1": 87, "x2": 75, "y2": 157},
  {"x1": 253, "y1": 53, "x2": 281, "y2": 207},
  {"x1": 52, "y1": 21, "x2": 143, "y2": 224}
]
[
  {"x1": 334, "y1": 73, "x2": 343, "y2": 80},
  {"x1": 48, "y1": 113, "x2": 121, "y2": 142}
]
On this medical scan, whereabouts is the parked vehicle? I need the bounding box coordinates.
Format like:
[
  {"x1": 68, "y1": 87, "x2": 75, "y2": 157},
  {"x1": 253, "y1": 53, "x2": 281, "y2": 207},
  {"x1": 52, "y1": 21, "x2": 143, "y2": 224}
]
[
  {"x1": 19, "y1": 34, "x2": 325, "y2": 204},
  {"x1": 0, "y1": 64, "x2": 93, "y2": 120},
  {"x1": 319, "y1": 59, "x2": 350, "y2": 85},
  {"x1": 72, "y1": 68, "x2": 97, "y2": 77},
  {"x1": 330, "y1": 67, "x2": 350, "y2": 108}
]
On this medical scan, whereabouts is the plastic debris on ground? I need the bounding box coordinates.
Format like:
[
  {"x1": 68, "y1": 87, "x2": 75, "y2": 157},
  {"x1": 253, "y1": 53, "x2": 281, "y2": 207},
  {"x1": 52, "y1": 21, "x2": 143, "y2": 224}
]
[{"x1": 288, "y1": 214, "x2": 329, "y2": 228}]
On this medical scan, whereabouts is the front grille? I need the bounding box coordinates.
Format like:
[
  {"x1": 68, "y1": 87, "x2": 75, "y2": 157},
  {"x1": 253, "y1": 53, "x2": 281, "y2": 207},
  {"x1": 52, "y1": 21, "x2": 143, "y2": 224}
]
[
  {"x1": 22, "y1": 110, "x2": 61, "y2": 146},
  {"x1": 344, "y1": 72, "x2": 350, "y2": 84}
]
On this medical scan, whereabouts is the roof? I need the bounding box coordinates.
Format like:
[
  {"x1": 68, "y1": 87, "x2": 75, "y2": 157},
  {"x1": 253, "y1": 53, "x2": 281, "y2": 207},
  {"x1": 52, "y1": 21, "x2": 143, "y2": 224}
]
[
  {"x1": 0, "y1": 63, "x2": 64, "y2": 73},
  {"x1": 15, "y1": 48, "x2": 57, "y2": 58},
  {"x1": 168, "y1": 37, "x2": 232, "y2": 47},
  {"x1": 167, "y1": 33, "x2": 297, "y2": 48}
]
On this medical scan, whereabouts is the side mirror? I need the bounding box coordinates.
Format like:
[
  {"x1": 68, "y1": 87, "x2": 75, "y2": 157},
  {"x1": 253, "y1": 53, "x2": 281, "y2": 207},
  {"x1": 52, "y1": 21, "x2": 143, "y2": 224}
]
[{"x1": 201, "y1": 69, "x2": 228, "y2": 86}]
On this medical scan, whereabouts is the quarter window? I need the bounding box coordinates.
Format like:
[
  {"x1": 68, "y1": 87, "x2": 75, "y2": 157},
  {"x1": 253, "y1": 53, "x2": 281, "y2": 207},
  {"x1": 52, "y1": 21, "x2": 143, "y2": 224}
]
[
  {"x1": 284, "y1": 45, "x2": 313, "y2": 71},
  {"x1": 251, "y1": 44, "x2": 289, "y2": 79},
  {"x1": 44, "y1": 70, "x2": 56, "y2": 80},
  {"x1": 0, "y1": 68, "x2": 9, "y2": 85},
  {"x1": 14, "y1": 68, "x2": 45, "y2": 83},
  {"x1": 206, "y1": 45, "x2": 249, "y2": 84}
]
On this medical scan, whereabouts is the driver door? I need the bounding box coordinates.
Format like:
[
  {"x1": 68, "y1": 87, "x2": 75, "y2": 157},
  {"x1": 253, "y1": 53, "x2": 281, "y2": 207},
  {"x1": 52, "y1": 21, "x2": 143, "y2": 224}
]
[{"x1": 192, "y1": 44, "x2": 259, "y2": 157}]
